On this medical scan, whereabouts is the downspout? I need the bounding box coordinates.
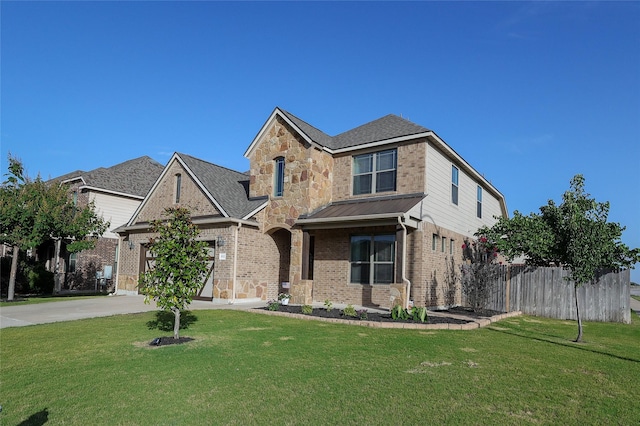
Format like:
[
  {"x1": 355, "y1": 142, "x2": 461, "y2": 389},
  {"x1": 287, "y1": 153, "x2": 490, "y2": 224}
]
[
  {"x1": 230, "y1": 222, "x2": 242, "y2": 304},
  {"x1": 398, "y1": 216, "x2": 411, "y2": 310}
]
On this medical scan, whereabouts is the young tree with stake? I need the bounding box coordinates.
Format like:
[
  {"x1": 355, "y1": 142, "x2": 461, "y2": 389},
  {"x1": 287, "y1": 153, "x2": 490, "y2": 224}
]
[{"x1": 138, "y1": 207, "x2": 209, "y2": 340}]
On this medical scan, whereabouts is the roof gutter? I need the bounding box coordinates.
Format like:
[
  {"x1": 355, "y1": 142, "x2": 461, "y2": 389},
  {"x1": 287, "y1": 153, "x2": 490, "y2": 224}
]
[
  {"x1": 114, "y1": 217, "x2": 259, "y2": 235},
  {"x1": 296, "y1": 212, "x2": 419, "y2": 230}
]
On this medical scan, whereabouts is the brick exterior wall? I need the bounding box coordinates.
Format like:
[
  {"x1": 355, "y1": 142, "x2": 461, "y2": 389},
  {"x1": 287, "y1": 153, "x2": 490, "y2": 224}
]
[
  {"x1": 136, "y1": 161, "x2": 221, "y2": 222},
  {"x1": 332, "y1": 141, "x2": 427, "y2": 202}
]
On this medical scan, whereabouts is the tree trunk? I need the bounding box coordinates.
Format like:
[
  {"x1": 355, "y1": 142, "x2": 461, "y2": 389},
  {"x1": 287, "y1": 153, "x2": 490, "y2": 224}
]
[
  {"x1": 574, "y1": 285, "x2": 583, "y2": 343},
  {"x1": 173, "y1": 308, "x2": 181, "y2": 340},
  {"x1": 8, "y1": 245, "x2": 19, "y2": 301},
  {"x1": 53, "y1": 238, "x2": 62, "y2": 294}
]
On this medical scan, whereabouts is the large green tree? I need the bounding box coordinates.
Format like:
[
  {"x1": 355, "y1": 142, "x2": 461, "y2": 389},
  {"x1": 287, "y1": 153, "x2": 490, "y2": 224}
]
[
  {"x1": 479, "y1": 175, "x2": 640, "y2": 342},
  {"x1": 138, "y1": 207, "x2": 209, "y2": 340},
  {"x1": 0, "y1": 155, "x2": 109, "y2": 300}
]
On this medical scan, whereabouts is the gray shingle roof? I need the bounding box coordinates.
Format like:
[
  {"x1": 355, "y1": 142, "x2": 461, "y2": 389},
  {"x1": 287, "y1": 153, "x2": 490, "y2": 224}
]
[
  {"x1": 52, "y1": 156, "x2": 164, "y2": 198},
  {"x1": 279, "y1": 109, "x2": 430, "y2": 151},
  {"x1": 177, "y1": 153, "x2": 267, "y2": 219}
]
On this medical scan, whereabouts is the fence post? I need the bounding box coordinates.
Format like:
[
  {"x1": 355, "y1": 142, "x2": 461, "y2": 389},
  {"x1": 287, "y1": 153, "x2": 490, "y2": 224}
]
[{"x1": 506, "y1": 265, "x2": 511, "y2": 312}]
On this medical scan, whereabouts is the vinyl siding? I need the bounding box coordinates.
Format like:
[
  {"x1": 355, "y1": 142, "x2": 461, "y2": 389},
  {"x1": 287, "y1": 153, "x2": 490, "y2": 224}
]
[
  {"x1": 90, "y1": 192, "x2": 142, "y2": 238},
  {"x1": 424, "y1": 143, "x2": 503, "y2": 237}
]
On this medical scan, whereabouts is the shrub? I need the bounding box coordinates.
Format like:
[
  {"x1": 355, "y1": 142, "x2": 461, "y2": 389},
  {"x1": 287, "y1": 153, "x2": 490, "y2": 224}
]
[
  {"x1": 391, "y1": 304, "x2": 409, "y2": 320},
  {"x1": 267, "y1": 299, "x2": 280, "y2": 311},
  {"x1": 411, "y1": 306, "x2": 428, "y2": 323},
  {"x1": 324, "y1": 299, "x2": 333, "y2": 312},
  {"x1": 357, "y1": 309, "x2": 368, "y2": 320},
  {"x1": 301, "y1": 305, "x2": 313, "y2": 315},
  {"x1": 26, "y1": 262, "x2": 54, "y2": 294},
  {"x1": 342, "y1": 304, "x2": 357, "y2": 317}
]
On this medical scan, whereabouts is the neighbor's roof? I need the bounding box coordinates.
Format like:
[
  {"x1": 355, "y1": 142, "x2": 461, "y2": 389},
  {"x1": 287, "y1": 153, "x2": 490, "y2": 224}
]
[
  {"x1": 53, "y1": 156, "x2": 164, "y2": 198},
  {"x1": 177, "y1": 153, "x2": 268, "y2": 219}
]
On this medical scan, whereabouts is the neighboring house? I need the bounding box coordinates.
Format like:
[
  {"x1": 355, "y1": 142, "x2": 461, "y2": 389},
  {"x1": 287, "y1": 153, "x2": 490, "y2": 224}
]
[
  {"x1": 39, "y1": 156, "x2": 164, "y2": 291},
  {"x1": 114, "y1": 107, "x2": 507, "y2": 309}
]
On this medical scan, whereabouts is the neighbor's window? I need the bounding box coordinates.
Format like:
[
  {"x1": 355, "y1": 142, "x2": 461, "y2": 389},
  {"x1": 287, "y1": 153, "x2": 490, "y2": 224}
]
[
  {"x1": 67, "y1": 252, "x2": 77, "y2": 273},
  {"x1": 353, "y1": 149, "x2": 397, "y2": 195},
  {"x1": 350, "y1": 234, "x2": 395, "y2": 284},
  {"x1": 274, "y1": 157, "x2": 285, "y2": 197},
  {"x1": 477, "y1": 185, "x2": 483, "y2": 218},
  {"x1": 175, "y1": 173, "x2": 182, "y2": 203},
  {"x1": 432, "y1": 234, "x2": 438, "y2": 251},
  {"x1": 452, "y1": 165, "x2": 459, "y2": 205},
  {"x1": 450, "y1": 239, "x2": 454, "y2": 255},
  {"x1": 441, "y1": 236, "x2": 446, "y2": 253},
  {"x1": 72, "y1": 191, "x2": 78, "y2": 206}
]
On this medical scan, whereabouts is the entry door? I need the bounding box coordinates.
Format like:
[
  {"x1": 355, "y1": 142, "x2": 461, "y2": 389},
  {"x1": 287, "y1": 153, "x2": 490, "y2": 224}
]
[{"x1": 194, "y1": 244, "x2": 216, "y2": 301}]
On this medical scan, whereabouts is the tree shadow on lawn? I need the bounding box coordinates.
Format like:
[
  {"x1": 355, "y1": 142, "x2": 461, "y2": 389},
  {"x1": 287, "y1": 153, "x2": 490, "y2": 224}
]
[
  {"x1": 486, "y1": 326, "x2": 640, "y2": 364},
  {"x1": 17, "y1": 408, "x2": 49, "y2": 426},
  {"x1": 146, "y1": 310, "x2": 198, "y2": 332}
]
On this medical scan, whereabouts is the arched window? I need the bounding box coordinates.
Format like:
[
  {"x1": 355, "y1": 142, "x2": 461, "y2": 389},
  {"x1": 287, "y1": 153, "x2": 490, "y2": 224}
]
[{"x1": 274, "y1": 157, "x2": 285, "y2": 197}]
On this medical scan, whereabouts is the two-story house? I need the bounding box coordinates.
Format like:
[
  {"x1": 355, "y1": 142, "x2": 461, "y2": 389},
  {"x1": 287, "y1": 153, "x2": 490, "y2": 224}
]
[
  {"x1": 40, "y1": 156, "x2": 164, "y2": 291},
  {"x1": 114, "y1": 107, "x2": 507, "y2": 309}
]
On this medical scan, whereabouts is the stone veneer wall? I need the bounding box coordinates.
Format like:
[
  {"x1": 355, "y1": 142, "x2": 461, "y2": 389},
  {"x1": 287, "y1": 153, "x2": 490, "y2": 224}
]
[{"x1": 248, "y1": 116, "x2": 333, "y2": 229}]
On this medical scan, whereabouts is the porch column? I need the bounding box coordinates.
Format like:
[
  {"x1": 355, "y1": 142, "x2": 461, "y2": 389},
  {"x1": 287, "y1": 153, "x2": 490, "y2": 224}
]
[
  {"x1": 289, "y1": 228, "x2": 312, "y2": 304},
  {"x1": 301, "y1": 230, "x2": 311, "y2": 280}
]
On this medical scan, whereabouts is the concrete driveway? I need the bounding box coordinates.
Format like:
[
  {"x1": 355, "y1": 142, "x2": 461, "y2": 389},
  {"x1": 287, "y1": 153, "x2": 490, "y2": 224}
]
[{"x1": 0, "y1": 295, "x2": 266, "y2": 329}]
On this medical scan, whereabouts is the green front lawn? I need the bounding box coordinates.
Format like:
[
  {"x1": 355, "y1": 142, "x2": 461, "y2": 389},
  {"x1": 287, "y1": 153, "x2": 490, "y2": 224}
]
[{"x1": 1, "y1": 310, "x2": 639, "y2": 425}]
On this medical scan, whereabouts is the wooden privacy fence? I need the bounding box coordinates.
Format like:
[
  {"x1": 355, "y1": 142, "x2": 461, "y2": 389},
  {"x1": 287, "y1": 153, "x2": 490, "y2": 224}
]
[{"x1": 467, "y1": 266, "x2": 631, "y2": 324}]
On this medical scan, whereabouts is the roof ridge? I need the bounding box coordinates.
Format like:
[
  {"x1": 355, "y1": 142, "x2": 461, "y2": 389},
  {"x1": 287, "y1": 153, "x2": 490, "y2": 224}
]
[{"x1": 176, "y1": 152, "x2": 247, "y2": 177}]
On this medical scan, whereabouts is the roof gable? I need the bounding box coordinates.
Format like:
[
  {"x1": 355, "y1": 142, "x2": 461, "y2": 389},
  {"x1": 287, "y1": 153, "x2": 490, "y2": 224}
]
[
  {"x1": 128, "y1": 153, "x2": 267, "y2": 225},
  {"x1": 244, "y1": 107, "x2": 432, "y2": 157}
]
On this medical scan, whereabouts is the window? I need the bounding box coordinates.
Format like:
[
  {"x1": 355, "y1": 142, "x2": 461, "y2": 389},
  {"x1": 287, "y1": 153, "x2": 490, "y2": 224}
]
[
  {"x1": 350, "y1": 234, "x2": 395, "y2": 284},
  {"x1": 67, "y1": 253, "x2": 77, "y2": 273},
  {"x1": 274, "y1": 157, "x2": 285, "y2": 197},
  {"x1": 72, "y1": 191, "x2": 78, "y2": 206},
  {"x1": 353, "y1": 149, "x2": 397, "y2": 195},
  {"x1": 477, "y1": 185, "x2": 483, "y2": 218},
  {"x1": 432, "y1": 234, "x2": 438, "y2": 251},
  {"x1": 441, "y1": 236, "x2": 446, "y2": 253},
  {"x1": 450, "y1": 239, "x2": 454, "y2": 255},
  {"x1": 175, "y1": 173, "x2": 182, "y2": 203},
  {"x1": 451, "y1": 165, "x2": 459, "y2": 205}
]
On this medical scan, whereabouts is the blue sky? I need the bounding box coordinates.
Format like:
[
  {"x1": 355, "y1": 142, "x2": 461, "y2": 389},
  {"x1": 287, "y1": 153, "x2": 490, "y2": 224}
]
[{"x1": 2, "y1": 1, "x2": 639, "y2": 281}]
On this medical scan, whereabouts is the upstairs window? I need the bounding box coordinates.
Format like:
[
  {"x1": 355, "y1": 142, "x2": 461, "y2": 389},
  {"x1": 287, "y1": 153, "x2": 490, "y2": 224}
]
[
  {"x1": 350, "y1": 234, "x2": 395, "y2": 284},
  {"x1": 274, "y1": 157, "x2": 285, "y2": 197},
  {"x1": 175, "y1": 173, "x2": 182, "y2": 204},
  {"x1": 353, "y1": 149, "x2": 397, "y2": 195},
  {"x1": 451, "y1": 165, "x2": 459, "y2": 205},
  {"x1": 477, "y1": 185, "x2": 483, "y2": 218}
]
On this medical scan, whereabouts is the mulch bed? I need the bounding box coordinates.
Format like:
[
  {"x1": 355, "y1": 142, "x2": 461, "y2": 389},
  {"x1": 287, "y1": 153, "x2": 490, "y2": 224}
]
[
  {"x1": 261, "y1": 305, "x2": 491, "y2": 325},
  {"x1": 149, "y1": 336, "x2": 194, "y2": 346}
]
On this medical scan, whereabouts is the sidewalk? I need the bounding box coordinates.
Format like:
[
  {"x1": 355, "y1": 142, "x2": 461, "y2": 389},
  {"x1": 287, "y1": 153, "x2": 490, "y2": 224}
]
[{"x1": 0, "y1": 295, "x2": 265, "y2": 329}]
